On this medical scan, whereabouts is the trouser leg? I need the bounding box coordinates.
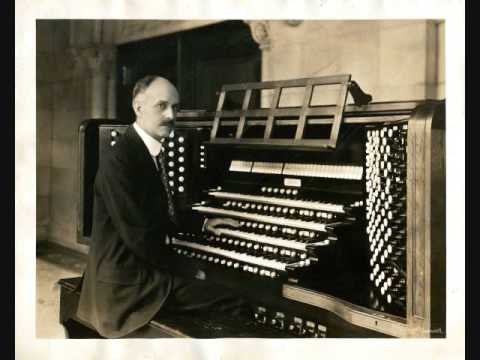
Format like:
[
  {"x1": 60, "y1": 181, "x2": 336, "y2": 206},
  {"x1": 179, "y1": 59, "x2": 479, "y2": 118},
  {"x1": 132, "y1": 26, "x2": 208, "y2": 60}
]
[
  {"x1": 162, "y1": 275, "x2": 252, "y2": 317},
  {"x1": 121, "y1": 275, "x2": 253, "y2": 338},
  {"x1": 119, "y1": 324, "x2": 173, "y2": 338}
]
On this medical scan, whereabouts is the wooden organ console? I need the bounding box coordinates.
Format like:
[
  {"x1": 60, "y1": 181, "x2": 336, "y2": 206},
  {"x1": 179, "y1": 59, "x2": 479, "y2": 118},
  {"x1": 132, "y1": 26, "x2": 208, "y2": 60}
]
[{"x1": 60, "y1": 75, "x2": 445, "y2": 338}]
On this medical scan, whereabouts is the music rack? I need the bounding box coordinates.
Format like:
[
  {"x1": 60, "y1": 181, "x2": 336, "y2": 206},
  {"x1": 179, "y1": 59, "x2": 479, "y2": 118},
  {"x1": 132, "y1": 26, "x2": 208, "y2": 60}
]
[{"x1": 209, "y1": 74, "x2": 372, "y2": 149}]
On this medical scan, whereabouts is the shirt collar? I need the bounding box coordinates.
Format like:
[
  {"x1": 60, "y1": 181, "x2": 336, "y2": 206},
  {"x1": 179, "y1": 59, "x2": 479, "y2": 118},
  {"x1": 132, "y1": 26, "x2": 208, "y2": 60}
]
[{"x1": 133, "y1": 122, "x2": 163, "y2": 157}]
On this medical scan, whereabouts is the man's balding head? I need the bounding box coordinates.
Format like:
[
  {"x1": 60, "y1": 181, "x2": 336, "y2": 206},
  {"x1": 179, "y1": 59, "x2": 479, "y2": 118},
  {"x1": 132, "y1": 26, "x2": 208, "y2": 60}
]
[
  {"x1": 132, "y1": 75, "x2": 179, "y2": 141},
  {"x1": 132, "y1": 76, "x2": 178, "y2": 103}
]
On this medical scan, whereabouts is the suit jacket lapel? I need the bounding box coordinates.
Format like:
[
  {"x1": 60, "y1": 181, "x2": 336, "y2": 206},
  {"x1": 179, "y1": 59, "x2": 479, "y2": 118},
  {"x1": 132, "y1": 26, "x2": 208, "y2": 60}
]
[
  {"x1": 123, "y1": 125, "x2": 161, "y2": 179},
  {"x1": 122, "y1": 126, "x2": 169, "y2": 210}
]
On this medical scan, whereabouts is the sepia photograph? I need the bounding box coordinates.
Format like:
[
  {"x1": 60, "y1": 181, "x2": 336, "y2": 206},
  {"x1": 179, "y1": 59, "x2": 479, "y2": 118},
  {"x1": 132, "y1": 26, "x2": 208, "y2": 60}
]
[
  {"x1": 35, "y1": 19, "x2": 446, "y2": 339},
  {"x1": 15, "y1": 1, "x2": 465, "y2": 358}
]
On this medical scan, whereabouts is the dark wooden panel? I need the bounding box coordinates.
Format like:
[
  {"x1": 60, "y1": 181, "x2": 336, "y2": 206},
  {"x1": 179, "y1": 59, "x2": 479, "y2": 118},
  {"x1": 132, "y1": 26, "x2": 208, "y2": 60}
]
[
  {"x1": 429, "y1": 101, "x2": 446, "y2": 337},
  {"x1": 77, "y1": 119, "x2": 124, "y2": 245},
  {"x1": 116, "y1": 20, "x2": 261, "y2": 119}
]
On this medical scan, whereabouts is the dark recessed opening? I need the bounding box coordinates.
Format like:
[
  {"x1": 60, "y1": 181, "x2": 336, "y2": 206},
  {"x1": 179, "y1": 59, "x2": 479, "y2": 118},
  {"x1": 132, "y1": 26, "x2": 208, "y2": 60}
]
[
  {"x1": 304, "y1": 116, "x2": 334, "y2": 139},
  {"x1": 222, "y1": 90, "x2": 246, "y2": 110},
  {"x1": 216, "y1": 117, "x2": 240, "y2": 138},
  {"x1": 117, "y1": 20, "x2": 261, "y2": 123},
  {"x1": 243, "y1": 117, "x2": 268, "y2": 138},
  {"x1": 271, "y1": 116, "x2": 298, "y2": 139}
]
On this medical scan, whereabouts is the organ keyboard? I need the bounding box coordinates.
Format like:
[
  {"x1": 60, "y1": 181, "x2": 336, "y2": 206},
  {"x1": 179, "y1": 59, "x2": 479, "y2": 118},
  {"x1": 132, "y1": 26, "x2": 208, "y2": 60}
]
[
  {"x1": 74, "y1": 75, "x2": 445, "y2": 338},
  {"x1": 172, "y1": 237, "x2": 292, "y2": 273},
  {"x1": 208, "y1": 190, "x2": 351, "y2": 213},
  {"x1": 192, "y1": 205, "x2": 339, "y2": 232}
]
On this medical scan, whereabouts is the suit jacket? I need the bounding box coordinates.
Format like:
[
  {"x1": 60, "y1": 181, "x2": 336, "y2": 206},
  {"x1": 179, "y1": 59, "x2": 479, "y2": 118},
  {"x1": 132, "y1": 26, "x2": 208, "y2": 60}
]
[{"x1": 77, "y1": 125, "x2": 193, "y2": 338}]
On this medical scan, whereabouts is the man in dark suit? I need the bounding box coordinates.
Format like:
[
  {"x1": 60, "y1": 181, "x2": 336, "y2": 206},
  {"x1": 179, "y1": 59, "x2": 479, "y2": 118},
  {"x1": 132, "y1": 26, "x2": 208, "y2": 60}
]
[{"x1": 77, "y1": 75, "x2": 245, "y2": 338}]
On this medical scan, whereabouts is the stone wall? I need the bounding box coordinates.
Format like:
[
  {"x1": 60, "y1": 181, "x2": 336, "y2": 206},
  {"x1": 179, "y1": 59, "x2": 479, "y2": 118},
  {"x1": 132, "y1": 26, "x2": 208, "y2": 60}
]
[
  {"x1": 36, "y1": 20, "x2": 220, "y2": 253},
  {"x1": 37, "y1": 20, "x2": 90, "y2": 253},
  {"x1": 36, "y1": 20, "x2": 110, "y2": 253},
  {"x1": 36, "y1": 19, "x2": 445, "y2": 253},
  {"x1": 36, "y1": 21, "x2": 55, "y2": 243},
  {"x1": 253, "y1": 20, "x2": 444, "y2": 105}
]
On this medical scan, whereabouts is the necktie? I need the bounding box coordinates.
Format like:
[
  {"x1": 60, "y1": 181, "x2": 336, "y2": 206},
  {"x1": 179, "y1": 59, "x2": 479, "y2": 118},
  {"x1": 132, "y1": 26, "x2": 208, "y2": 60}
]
[{"x1": 157, "y1": 151, "x2": 179, "y2": 226}]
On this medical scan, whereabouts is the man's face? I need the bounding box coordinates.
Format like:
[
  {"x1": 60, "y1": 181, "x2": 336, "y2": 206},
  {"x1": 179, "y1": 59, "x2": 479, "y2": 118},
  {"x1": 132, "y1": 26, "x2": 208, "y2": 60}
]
[{"x1": 133, "y1": 78, "x2": 179, "y2": 141}]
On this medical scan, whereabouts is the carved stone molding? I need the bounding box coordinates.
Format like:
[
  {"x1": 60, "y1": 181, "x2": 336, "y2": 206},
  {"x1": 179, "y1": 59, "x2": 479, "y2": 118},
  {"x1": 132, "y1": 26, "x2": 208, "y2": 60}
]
[
  {"x1": 67, "y1": 48, "x2": 89, "y2": 77},
  {"x1": 65, "y1": 45, "x2": 117, "y2": 117},
  {"x1": 116, "y1": 20, "x2": 174, "y2": 43},
  {"x1": 285, "y1": 20, "x2": 303, "y2": 27},
  {"x1": 114, "y1": 20, "x2": 220, "y2": 44},
  {"x1": 244, "y1": 20, "x2": 271, "y2": 50},
  {"x1": 67, "y1": 46, "x2": 116, "y2": 77},
  {"x1": 85, "y1": 46, "x2": 117, "y2": 76}
]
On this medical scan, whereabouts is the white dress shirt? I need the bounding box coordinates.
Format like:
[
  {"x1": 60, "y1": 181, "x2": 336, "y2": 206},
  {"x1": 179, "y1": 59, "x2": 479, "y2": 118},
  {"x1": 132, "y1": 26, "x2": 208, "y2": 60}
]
[{"x1": 133, "y1": 122, "x2": 163, "y2": 171}]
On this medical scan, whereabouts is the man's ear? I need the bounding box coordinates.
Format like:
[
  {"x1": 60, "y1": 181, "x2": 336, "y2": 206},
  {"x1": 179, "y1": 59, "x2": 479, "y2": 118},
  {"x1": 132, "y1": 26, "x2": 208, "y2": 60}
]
[{"x1": 132, "y1": 98, "x2": 142, "y2": 117}]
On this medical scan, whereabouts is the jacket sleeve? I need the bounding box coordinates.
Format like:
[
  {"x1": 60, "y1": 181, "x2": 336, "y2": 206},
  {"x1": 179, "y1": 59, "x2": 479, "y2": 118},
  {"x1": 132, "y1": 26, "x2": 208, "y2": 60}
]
[
  {"x1": 96, "y1": 154, "x2": 176, "y2": 268},
  {"x1": 177, "y1": 210, "x2": 206, "y2": 234}
]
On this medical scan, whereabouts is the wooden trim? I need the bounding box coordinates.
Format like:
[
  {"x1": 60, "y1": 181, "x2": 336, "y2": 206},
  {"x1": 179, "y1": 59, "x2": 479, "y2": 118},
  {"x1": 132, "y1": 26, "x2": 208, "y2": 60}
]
[
  {"x1": 209, "y1": 138, "x2": 333, "y2": 147},
  {"x1": 210, "y1": 91, "x2": 226, "y2": 140},
  {"x1": 235, "y1": 89, "x2": 252, "y2": 138},
  {"x1": 222, "y1": 74, "x2": 353, "y2": 91},
  {"x1": 178, "y1": 101, "x2": 424, "y2": 121},
  {"x1": 406, "y1": 102, "x2": 441, "y2": 337},
  {"x1": 175, "y1": 115, "x2": 411, "y2": 128},
  {"x1": 264, "y1": 87, "x2": 281, "y2": 139},
  {"x1": 328, "y1": 75, "x2": 350, "y2": 147},
  {"x1": 282, "y1": 285, "x2": 408, "y2": 338},
  {"x1": 294, "y1": 84, "x2": 314, "y2": 140}
]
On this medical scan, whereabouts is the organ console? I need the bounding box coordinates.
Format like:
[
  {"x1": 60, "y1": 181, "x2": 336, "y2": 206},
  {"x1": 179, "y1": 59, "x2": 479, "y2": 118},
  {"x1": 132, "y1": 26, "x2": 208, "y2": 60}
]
[{"x1": 64, "y1": 75, "x2": 445, "y2": 338}]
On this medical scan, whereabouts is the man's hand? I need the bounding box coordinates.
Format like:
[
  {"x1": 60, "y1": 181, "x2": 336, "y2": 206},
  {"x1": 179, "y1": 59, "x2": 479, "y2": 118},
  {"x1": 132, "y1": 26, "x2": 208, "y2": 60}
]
[{"x1": 204, "y1": 218, "x2": 241, "y2": 236}]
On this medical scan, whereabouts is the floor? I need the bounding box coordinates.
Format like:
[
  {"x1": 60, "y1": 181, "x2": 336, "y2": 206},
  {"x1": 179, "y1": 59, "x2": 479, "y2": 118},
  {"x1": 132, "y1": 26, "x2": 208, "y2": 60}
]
[{"x1": 36, "y1": 242, "x2": 87, "y2": 338}]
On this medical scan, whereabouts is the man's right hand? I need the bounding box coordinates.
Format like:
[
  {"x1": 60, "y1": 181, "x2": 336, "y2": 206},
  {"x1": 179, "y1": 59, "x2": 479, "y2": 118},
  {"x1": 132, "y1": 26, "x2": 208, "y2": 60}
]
[{"x1": 203, "y1": 218, "x2": 241, "y2": 236}]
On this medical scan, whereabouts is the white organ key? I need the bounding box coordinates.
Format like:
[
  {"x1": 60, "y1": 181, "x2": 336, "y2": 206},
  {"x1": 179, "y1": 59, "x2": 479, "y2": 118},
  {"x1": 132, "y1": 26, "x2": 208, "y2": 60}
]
[
  {"x1": 349, "y1": 166, "x2": 354, "y2": 179},
  {"x1": 282, "y1": 163, "x2": 363, "y2": 180},
  {"x1": 171, "y1": 238, "x2": 287, "y2": 271},
  {"x1": 333, "y1": 165, "x2": 339, "y2": 178},
  {"x1": 252, "y1": 162, "x2": 283, "y2": 175},
  {"x1": 193, "y1": 206, "x2": 328, "y2": 232},
  {"x1": 357, "y1": 167, "x2": 364, "y2": 179},
  {"x1": 229, "y1": 160, "x2": 253, "y2": 173},
  {"x1": 308, "y1": 164, "x2": 315, "y2": 177},
  {"x1": 208, "y1": 191, "x2": 346, "y2": 213},
  {"x1": 216, "y1": 228, "x2": 308, "y2": 251},
  {"x1": 327, "y1": 165, "x2": 333, "y2": 178}
]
